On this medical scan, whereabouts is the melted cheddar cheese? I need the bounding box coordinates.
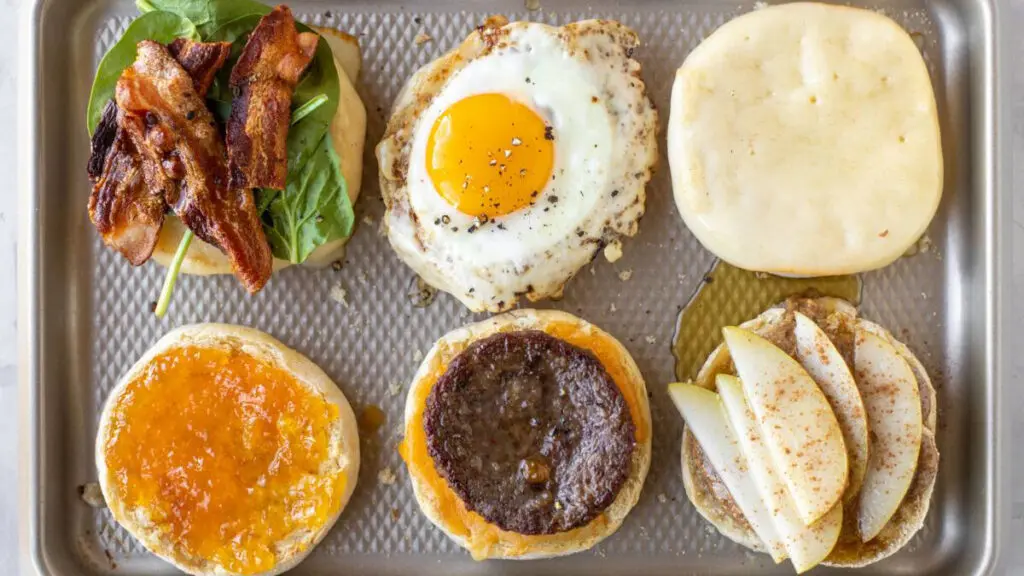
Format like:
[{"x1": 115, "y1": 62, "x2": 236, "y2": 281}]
[{"x1": 400, "y1": 320, "x2": 648, "y2": 559}]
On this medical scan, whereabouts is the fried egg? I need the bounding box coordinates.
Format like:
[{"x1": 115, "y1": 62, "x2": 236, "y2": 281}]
[{"x1": 377, "y1": 17, "x2": 658, "y2": 312}]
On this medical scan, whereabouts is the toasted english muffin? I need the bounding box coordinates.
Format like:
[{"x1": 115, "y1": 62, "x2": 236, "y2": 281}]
[
  {"x1": 152, "y1": 30, "x2": 367, "y2": 273},
  {"x1": 95, "y1": 324, "x2": 359, "y2": 576},
  {"x1": 680, "y1": 298, "x2": 938, "y2": 568},
  {"x1": 400, "y1": 309, "x2": 651, "y2": 559}
]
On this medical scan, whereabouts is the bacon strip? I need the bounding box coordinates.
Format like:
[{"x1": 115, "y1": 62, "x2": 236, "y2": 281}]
[
  {"x1": 114, "y1": 41, "x2": 272, "y2": 292},
  {"x1": 167, "y1": 38, "x2": 231, "y2": 96},
  {"x1": 226, "y1": 5, "x2": 318, "y2": 190},
  {"x1": 88, "y1": 122, "x2": 163, "y2": 265},
  {"x1": 87, "y1": 101, "x2": 120, "y2": 181},
  {"x1": 88, "y1": 40, "x2": 231, "y2": 266}
]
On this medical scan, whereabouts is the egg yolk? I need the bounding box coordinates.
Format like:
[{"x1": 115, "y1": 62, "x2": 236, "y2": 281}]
[
  {"x1": 103, "y1": 346, "x2": 343, "y2": 575},
  {"x1": 426, "y1": 93, "x2": 554, "y2": 218}
]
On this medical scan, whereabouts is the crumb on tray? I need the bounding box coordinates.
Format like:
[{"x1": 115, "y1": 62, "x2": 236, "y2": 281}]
[
  {"x1": 329, "y1": 283, "x2": 349, "y2": 307},
  {"x1": 78, "y1": 482, "x2": 106, "y2": 508},
  {"x1": 603, "y1": 239, "x2": 623, "y2": 263},
  {"x1": 378, "y1": 467, "x2": 397, "y2": 486}
]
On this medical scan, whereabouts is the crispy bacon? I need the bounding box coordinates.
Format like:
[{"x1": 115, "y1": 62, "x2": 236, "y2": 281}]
[
  {"x1": 114, "y1": 41, "x2": 272, "y2": 292},
  {"x1": 88, "y1": 122, "x2": 164, "y2": 265},
  {"x1": 167, "y1": 38, "x2": 231, "y2": 96},
  {"x1": 89, "y1": 41, "x2": 230, "y2": 182},
  {"x1": 226, "y1": 5, "x2": 318, "y2": 190},
  {"x1": 87, "y1": 101, "x2": 120, "y2": 180},
  {"x1": 88, "y1": 40, "x2": 232, "y2": 266}
]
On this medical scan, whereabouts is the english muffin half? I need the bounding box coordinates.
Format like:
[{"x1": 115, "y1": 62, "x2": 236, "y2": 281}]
[
  {"x1": 96, "y1": 324, "x2": 359, "y2": 576},
  {"x1": 678, "y1": 297, "x2": 938, "y2": 570},
  {"x1": 400, "y1": 310, "x2": 651, "y2": 559},
  {"x1": 668, "y1": 3, "x2": 942, "y2": 276}
]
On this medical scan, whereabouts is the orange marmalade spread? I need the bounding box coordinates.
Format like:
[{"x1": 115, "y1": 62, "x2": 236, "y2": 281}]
[{"x1": 103, "y1": 345, "x2": 343, "y2": 574}]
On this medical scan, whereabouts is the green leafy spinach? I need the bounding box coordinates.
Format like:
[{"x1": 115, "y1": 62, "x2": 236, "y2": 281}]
[
  {"x1": 261, "y1": 133, "x2": 353, "y2": 263},
  {"x1": 136, "y1": 0, "x2": 271, "y2": 38}
]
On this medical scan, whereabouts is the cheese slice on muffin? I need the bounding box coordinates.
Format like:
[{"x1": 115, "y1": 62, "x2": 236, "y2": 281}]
[{"x1": 668, "y1": 3, "x2": 942, "y2": 276}]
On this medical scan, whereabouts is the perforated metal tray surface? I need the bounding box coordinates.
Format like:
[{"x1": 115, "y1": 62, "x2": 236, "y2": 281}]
[{"x1": 21, "y1": 0, "x2": 1001, "y2": 574}]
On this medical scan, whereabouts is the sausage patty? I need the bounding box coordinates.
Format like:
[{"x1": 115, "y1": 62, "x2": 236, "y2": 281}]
[{"x1": 424, "y1": 330, "x2": 635, "y2": 535}]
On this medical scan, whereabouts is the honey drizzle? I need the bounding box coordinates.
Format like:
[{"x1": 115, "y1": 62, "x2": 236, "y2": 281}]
[{"x1": 672, "y1": 261, "x2": 862, "y2": 382}]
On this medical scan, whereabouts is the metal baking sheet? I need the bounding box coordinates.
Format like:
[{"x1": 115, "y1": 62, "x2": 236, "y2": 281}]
[{"x1": 20, "y1": 0, "x2": 1003, "y2": 574}]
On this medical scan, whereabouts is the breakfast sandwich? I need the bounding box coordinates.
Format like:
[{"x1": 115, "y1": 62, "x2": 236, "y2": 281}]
[
  {"x1": 377, "y1": 17, "x2": 658, "y2": 312},
  {"x1": 669, "y1": 297, "x2": 938, "y2": 572},
  {"x1": 668, "y1": 3, "x2": 943, "y2": 276},
  {"x1": 95, "y1": 324, "x2": 359, "y2": 576},
  {"x1": 399, "y1": 310, "x2": 651, "y2": 559}
]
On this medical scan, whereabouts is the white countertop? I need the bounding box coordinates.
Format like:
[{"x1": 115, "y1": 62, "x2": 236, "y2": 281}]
[{"x1": 4, "y1": 0, "x2": 1023, "y2": 573}]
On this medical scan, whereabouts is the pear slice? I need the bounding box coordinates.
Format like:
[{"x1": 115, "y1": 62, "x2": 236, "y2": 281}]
[
  {"x1": 722, "y1": 326, "x2": 848, "y2": 525},
  {"x1": 668, "y1": 382, "x2": 787, "y2": 563},
  {"x1": 717, "y1": 374, "x2": 842, "y2": 574},
  {"x1": 854, "y1": 329, "x2": 923, "y2": 542},
  {"x1": 792, "y1": 311, "x2": 870, "y2": 504}
]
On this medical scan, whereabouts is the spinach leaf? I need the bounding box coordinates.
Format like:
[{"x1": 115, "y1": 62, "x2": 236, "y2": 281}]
[
  {"x1": 287, "y1": 38, "x2": 339, "y2": 169},
  {"x1": 137, "y1": 0, "x2": 270, "y2": 38},
  {"x1": 153, "y1": 229, "x2": 193, "y2": 318},
  {"x1": 86, "y1": 11, "x2": 200, "y2": 135},
  {"x1": 262, "y1": 134, "x2": 353, "y2": 263},
  {"x1": 203, "y1": 13, "x2": 263, "y2": 120}
]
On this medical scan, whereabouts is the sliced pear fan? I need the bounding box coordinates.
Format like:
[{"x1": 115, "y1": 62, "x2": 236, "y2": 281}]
[
  {"x1": 717, "y1": 375, "x2": 842, "y2": 574},
  {"x1": 722, "y1": 326, "x2": 848, "y2": 525},
  {"x1": 668, "y1": 383, "x2": 788, "y2": 563},
  {"x1": 792, "y1": 311, "x2": 870, "y2": 504},
  {"x1": 854, "y1": 329, "x2": 923, "y2": 542}
]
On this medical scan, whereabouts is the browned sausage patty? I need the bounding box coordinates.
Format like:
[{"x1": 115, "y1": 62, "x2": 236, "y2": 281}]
[{"x1": 424, "y1": 330, "x2": 635, "y2": 535}]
